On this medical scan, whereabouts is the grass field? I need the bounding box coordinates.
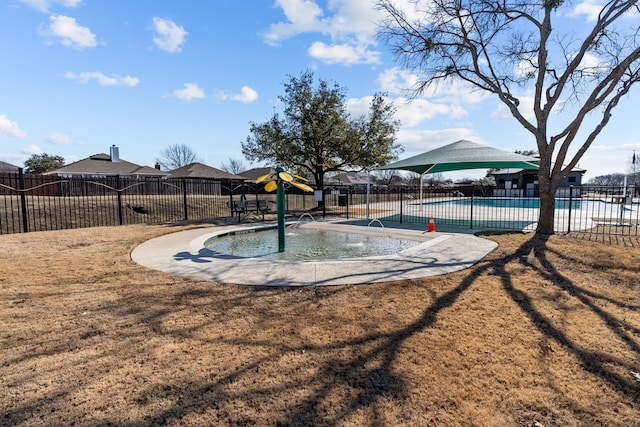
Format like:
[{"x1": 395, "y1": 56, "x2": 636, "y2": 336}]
[{"x1": 1, "y1": 222, "x2": 639, "y2": 426}]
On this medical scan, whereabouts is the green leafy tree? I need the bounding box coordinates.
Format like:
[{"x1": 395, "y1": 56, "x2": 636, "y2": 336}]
[
  {"x1": 24, "y1": 153, "x2": 65, "y2": 174},
  {"x1": 242, "y1": 71, "x2": 402, "y2": 203},
  {"x1": 377, "y1": 0, "x2": 640, "y2": 234}
]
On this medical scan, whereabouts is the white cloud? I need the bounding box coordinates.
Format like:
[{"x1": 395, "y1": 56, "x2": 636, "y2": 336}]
[
  {"x1": 172, "y1": 83, "x2": 205, "y2": 101},
  {"x1": 231, "y1": 86, "x2": 259, "y2": 103},
  {"x1": 490, "y1": 96, "x2": 536, "y2": 121},
  {"x1": 0, "y1": 115, "x2": 27, "y2": 139},
  {"x1": 308, "y1": 41, "x2": 380, "y2": 65},
  {"x1": 263, "y1": 0, "x2": 381, "y2": 65},
  {"x1": 378, "y1": 67, "x2": 489, "y2": 104},
  {"x1": 489, "y1": 90, "x2": 563, "y2": 122},
  {"x1": 216, "y1": 86, "x2": 259, "y2": 103},
  {"x1": 263, "y1": 0, "x2": 326, "y2": 45},
  {"x1": 579, "y1": 141, "x2": 640, "y2": 179},
  {"x1": 346, "y1": 95, "x2": 466, "y2": 128},
  {"x1": 266, "y1": 0, "x2": 382, "y2": 43},
  {"x1": 397, "y1": 98, "x2": 467, "y2": 126},
  {"x1": 20, "y1": 0, "x2": 82, "y2": 13},
  {"x1": 576, "y1": 52, "x2": 609, "y2": 76},
  {"x1": 46, "y1": 131, "x2": 83, "y2": 145},
  {"x1": 568, "y1": 0, "x2": 604, "y2": 22},
  {"x1": 64, "y1": 71, "x2": 139, "y2": 86},
  {"x1": 397, "y1": 128, "x2": 483, "y2": 153},
  {"x1": 377, "y1": 68, "x2": 420, "y2": 95},
  {"x1": 424, "y1": 81, "x2": 489, "y2": 105},
  {"x1": 514, "y1": 59, "x2": 537, "y2": 78},
  {"x1": 41, "y1": 14, "x2": 96, "y2": 49},
  {"x1": 0, "y1": 153, "x2": 28, "y2": 166},
  {"x1": 63, "y1": 154, "x2": 80, "y2": 163},
  {"x1": 22, "y1": 145, "x2": 43, "y2": 155},
  {"x1": 152, "y1": 17, "x2": 188, "y2": 53}
]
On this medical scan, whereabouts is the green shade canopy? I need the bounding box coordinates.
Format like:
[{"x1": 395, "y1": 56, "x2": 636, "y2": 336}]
[{"x1": 377, "y1": 140, "x2": 539, "y2": 175}]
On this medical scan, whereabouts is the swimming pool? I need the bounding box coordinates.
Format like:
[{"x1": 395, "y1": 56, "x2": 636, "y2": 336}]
[{"x1": 421, "y1": 197, "x2": 581, "y2": 209}]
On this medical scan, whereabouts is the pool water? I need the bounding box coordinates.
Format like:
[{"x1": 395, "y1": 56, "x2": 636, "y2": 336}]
[
  {"x1": 424, "y1": 197, "x2": 581, "y2": 209},
  {"x1": 205, "y1": 227, "x2": 420, "y2": 260}
]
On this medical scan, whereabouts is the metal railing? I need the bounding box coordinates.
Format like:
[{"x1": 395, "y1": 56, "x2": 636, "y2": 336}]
[
  {"x1": 1, "y1": 170, "x2": 638, "y2": 238},
  {"x1": 326, "y1": 185, "x2": 639, "y2": 236}
]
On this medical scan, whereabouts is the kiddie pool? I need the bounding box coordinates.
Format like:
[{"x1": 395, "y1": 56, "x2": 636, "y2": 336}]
[
  {"x1": 203, "y1": 224, "x2": 421, "y2": 260},
  {"x1": 130, "y1": 221, "x2": 498, "y2": 287}
]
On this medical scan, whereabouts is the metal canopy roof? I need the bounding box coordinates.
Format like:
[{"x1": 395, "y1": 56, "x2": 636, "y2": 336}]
[{"x1": 377, "y1": 140, "x2": 539, "y2": 175}]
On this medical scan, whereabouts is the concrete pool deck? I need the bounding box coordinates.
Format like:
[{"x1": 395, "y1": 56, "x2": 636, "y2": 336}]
[{"x1": 131, "y1": 220, "x2": 498, "y2": 286}]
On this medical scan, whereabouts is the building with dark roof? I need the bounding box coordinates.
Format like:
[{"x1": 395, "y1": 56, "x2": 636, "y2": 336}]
[
  {"x1": 325, "y1": 171, "x2": 369, "y2": 189},
  {"x1": 490, "y1": 166, "x2": 586, "y2": 197},
  {"x1": 238, "y1": 166, "x2": 276, "y2": 183},
  {"x1": 168, "y1": 162, "x2": 245, "y2": 180},
  {"x1": 0, "y1": 161, "x2": 20, "y2": 173},
  {"x1": 46, "y1": 146, "x2": 169, "y2": 178}
]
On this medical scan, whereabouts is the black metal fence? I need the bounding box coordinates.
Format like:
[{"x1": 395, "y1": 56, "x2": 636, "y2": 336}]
[
  {"x1": 330, "y1": 185, "x2": 639, "y2": 236},
  {"x1": 1, "y1": 170, "x2": 638, "y2": 238},
  {"x1": 0, "y1": 171, "x2": 235, "y2": 234}
]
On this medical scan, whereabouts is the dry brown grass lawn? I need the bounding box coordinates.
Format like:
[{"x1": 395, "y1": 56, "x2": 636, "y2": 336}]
[{"x1": 1, "y1": 223, "x2": 639, "y2": 426}]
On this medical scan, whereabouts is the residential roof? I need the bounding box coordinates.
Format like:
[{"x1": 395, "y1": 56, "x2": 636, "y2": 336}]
[
  {"x1": 0, "y1": 161, "x2": 20, "y2": 172},
  {"x1": 326, "y1": 171, "x2": 369, "y2": 186},
  {"x1": 168, "y1": 162, "x2": 245, "y2": 180},
  {"x1": 238, "y1": 167, "x2": 275, "y2": 182},
  {"x1": 47, "y1": 153, "x2": 169, "y2": 177}
]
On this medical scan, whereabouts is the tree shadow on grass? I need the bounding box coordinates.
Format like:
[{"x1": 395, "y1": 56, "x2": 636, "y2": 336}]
[
  {"x1": 121, "y1": 258, "x2": 492, "y2": 426},
  {"x1": 3, "y1": 233, "x2": 639, "y2": 426},
  {"x1": 497, "y1": 234, "x2": 640, "y2": 397}
]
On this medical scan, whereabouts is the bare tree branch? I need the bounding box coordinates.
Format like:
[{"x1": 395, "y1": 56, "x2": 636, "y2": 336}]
[{"x1": 376, "y1": 0, "x2": 640, "y2": 233}]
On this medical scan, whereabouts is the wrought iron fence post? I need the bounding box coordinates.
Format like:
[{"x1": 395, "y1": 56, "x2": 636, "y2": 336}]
[
  {"x1": 322, "y1": 189, "x2": 326, "y2": 218},
  {"x1": 182, "y1": 178, "x2": 188, "y2": 221},
  {"x1": 116, "y1": 175, "x2": 124, "y2": 225},
  {"x1": 567, "y1": 185, "x2": 573, "y2": 234},
  {"x1": 399, "y1": 188, "x2": 403, "y2": 224},
  {"x1": 345, "y1": 190, "x2": 349, "y2": 219},
  {"x1": 18, "y1": 168, "x2": 28, "y2": 233},
  {"x1": 470, "y1": 192, "x2": 474, "y2": 229}
]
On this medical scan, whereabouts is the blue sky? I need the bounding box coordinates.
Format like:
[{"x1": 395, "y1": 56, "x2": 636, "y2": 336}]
[{"x1": 1, "y1": 0, "x2": 639, "y2": 181}]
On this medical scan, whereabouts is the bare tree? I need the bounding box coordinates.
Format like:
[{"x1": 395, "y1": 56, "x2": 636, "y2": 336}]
[
  {"x1": 377, "y1": 0, "x2": 640, "y2": 234},
  {"x1": 221, "y1": 157, "x2": 246, "y2": 175},
  {"x1": 371, "y1": 168, "x2": 400, "y2": 186},
  {"x1": 587, "y1": 173, "x2": 627, "y2": 186},
  {"x1": 157, "y1": 144, "x2": 201, "y2": 170}
]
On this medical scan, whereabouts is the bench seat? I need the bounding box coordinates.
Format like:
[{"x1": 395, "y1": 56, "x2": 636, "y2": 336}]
[{"x1": 227, "y1": 199, "x2": 271, "y2": 222}]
